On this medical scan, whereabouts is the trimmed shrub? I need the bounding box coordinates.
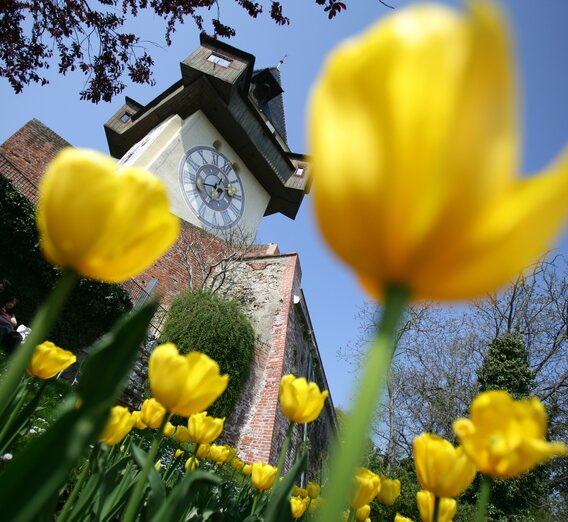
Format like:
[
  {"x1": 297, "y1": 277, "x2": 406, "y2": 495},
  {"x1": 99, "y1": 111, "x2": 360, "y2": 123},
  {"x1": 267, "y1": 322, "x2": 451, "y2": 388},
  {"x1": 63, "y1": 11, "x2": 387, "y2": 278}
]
[
  {"x1": 160, "y1": 289, "x2": 255, "y2": 418},
  {"x1": 0, "y1": 175, "x2": 132, "y2": 351}
]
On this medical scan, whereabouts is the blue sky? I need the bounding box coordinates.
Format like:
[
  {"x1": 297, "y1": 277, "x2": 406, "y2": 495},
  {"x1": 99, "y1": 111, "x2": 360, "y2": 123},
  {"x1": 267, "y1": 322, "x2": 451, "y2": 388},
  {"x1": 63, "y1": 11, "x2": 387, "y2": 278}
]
[{"x1": 1, "y1": 0, "x2": 568, "y2": 410}]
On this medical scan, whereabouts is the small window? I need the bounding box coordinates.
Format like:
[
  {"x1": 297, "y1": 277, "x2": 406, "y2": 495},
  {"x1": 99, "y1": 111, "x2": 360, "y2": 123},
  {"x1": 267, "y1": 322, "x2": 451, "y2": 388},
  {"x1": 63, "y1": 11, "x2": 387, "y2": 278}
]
[
  {"x1": 207, "y1": 53, "x2": 231, "y2": 68},
  {"x1": 120, "y1": 112, "x2": 131, "y2": 123},
  {"x1": 295, "y1": 166, "x2": 305, "y2": 177}
]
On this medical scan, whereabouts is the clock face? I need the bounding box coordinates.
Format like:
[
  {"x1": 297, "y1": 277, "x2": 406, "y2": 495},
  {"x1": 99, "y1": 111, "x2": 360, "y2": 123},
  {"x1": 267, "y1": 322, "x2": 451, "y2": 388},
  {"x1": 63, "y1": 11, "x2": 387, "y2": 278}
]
[{"x1": 179, "y1": 145, "x2": 245, "y2": 230}]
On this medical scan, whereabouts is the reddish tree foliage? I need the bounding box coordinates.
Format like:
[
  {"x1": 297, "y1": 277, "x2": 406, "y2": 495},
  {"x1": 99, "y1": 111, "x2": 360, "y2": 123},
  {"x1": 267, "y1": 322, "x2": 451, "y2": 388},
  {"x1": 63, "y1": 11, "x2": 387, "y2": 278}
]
[{"x1": 0, "y1": 0, "x2": 350, "y2": 104}]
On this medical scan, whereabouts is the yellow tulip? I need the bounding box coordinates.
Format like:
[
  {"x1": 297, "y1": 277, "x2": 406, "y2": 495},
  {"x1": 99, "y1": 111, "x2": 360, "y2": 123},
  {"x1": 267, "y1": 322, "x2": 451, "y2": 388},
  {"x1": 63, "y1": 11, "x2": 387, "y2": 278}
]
[
  {"x1": 290, "y1": 496, "x2": 309, "y2": 519},
  {"x1": 208, "y1": 444, "x2": 233, "y2": 465},
  {"x1": 350, "y1": 467, "x2": 381, "y2": 509},
  {"x1": 307, "y1": 481, "x2": 321, "y2": 499},
  {"x1": 225, "y1": 445, "x2": 237, "y2": 461},
  {"x1": 416, "y1": 491, "x2": 456, "y2": 522},
  {"x1": 27, "y1": 341, "x2": 76, "y2": 379},
  {"x1": 356, "y1": 504, "x2": 370, "y2": 521},
  {"x1": 413, "y1": 434, "x2": 476, "y2": 497},
  {"x1": 453, "y1": 390, "x2": 567, "y2": 478},
  {"x1": 231, "y1": 458, "x2": 244, "y2": 471},
  {"x1": 175, "y1": 449, "x2": 184, "y2": 459},
  {"x1": 175, "y1": 425, "x2": 190, "y2": 443},
  {"x1": 242, "y1": 463, "x2": 252, "y2": 476},
  {"x1": 309, "y1": 2, "x2": 568, "y2": 302},
  {"x1": 292, "y1": 485, "x2": 308, "y2": 498},
  {"x1": 184, "y1": 456, "x2": 199, "y2": 471},
  {"x1": 100, "y1": 406, "x2": 135, "y2": 446},
  {"x1": 279, "y1": 374, "x2": 329, "y2": 424},
  {"x1": 197, "y1": 443, "x2": 211, "y2": 460},
  {"x1": 37, "y1": 148, "x2": 179, "y2": 282},
  {"x1": 377, "y1": 476, "x2": 401, "y2": 506},
  {"x1": 308, "y1": 497, "x2": 323, "y2": 513},
  {"x1": 164, "y1": 422, "x2": 176, "y2": 437},
  {"x1": 131, "y1": 410, "x2": 147, "y2": 430},
  {"x1": 140, "y1": 398, "x2": 166, "y2": 429},
  {"x1": 187, "y1": 411, "x2": 225, "y2": 444},
  {"x1": 149, "y1": 343, "x2": 228, "y2": 417},
  {"x1": 395, "y1": 515, "x2": 414, "y2": 522},
  {"x1": 251, "y1": 461, "x2": 277, "y2": 491}
]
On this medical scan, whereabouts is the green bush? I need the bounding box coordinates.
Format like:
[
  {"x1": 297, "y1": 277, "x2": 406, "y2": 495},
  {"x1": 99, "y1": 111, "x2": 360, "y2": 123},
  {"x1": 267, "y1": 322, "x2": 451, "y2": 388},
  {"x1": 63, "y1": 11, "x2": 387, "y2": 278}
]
[
  {"x1": 0, "y1": 175, "x2": 132, "y2": 351},
  {"x1": 159, "y1": 289, "x2": 255, "y2": 418}
]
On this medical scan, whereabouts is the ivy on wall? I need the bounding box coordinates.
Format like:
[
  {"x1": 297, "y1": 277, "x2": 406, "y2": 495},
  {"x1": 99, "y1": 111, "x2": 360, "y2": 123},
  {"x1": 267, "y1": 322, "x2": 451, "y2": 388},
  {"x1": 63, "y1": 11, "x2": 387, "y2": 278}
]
[
  {"x1": 0, "y1": 175, "x2": 132, "y2": 351},
  {"x1": 160, "y1": 289, "x2": 256, "y2": 419}
]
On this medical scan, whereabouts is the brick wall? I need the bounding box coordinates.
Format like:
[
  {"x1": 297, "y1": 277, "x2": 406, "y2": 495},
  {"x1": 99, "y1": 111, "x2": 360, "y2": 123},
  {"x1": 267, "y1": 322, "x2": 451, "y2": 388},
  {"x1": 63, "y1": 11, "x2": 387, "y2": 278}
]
[{"x1": 0, "y1": 119, "x2": 70, "y2": 204}]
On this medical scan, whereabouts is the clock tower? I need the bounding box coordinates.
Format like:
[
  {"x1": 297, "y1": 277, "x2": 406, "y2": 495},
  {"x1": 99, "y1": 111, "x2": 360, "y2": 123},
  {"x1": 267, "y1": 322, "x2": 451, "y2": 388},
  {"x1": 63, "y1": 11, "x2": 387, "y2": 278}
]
[{"x1": 104, "y1": 35, "x2": 311, "y2": 238}]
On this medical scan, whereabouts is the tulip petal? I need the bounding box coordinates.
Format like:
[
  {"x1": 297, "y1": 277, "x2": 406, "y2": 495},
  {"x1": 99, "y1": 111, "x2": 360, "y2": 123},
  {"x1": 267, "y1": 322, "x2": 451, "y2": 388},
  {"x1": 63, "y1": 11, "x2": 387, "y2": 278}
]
[
  {"x1": 38, "y1": 149, "x2": 120, "y2": 268},
  {"x1": 419, "y1": 149, "x2": 568, "y2": 299}
]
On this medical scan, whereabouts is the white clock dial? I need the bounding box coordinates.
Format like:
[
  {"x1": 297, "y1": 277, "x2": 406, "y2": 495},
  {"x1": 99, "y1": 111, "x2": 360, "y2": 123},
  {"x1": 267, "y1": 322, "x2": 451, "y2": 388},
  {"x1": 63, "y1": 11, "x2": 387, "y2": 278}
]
[{"x1": 179, "y1": 145, "x2": 245, "y2": 229}]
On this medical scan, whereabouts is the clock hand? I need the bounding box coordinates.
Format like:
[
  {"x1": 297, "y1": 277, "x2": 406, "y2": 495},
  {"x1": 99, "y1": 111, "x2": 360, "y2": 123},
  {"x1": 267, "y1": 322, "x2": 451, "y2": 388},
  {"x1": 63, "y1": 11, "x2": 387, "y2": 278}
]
[{"x1": 198, "y1": 181, "x2": 238, "y2": 197}]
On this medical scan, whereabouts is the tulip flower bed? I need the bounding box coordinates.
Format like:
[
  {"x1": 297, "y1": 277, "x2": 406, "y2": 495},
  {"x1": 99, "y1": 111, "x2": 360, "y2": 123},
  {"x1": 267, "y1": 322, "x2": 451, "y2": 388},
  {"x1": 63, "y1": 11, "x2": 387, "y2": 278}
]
[{"x1": 1, "y1": 1, "x2": 568, "y2": 521}]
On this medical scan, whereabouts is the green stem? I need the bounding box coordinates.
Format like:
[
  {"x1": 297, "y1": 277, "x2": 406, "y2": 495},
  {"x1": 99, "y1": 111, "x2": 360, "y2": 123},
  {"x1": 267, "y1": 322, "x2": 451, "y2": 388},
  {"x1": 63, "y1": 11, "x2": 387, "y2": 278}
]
[
  {"x1": 57, "y1": 445, "x2": 98, "y2": 522},
  {"x1": 474, "y1": 476, "x2": 492, "y2": 522},
  {"x1": 122, "y1": 414, "x2": 170, "y2": 522},
  {"x1": 187, "y1": 442, "x2": 200, "y2": 473},
  {"x1": 346, "y1": 507, "x2": 356, "y2": 522},
  {"x1": 433, "y1": 495, "x2": 440, "y2": 522},
  {"x1": 0, "y1": 268, "x2": 77, "y2": 420},
  {"x1": 273, "y1": 421, "x2": 294, "y2": 487},
  {"x1": 316, "y1": 286, "x2": 409, "y2": 522},
  {"x1": 251, "y1": 490, "x2": 262, "y2": 516},
  {"x1": 163, "y1": 451, "x2": 180, "y2": 482}
]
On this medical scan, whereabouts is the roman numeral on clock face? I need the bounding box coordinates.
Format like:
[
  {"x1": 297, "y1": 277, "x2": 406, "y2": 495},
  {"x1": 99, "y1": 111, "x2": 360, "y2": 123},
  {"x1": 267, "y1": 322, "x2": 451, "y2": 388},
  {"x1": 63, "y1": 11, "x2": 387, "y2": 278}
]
[
  {"x1": 221, "y1": 161, "x2": 233, "y2": 175},
  {"x1": 186, "y1": 156, "x2": 200, "y2": 172}
]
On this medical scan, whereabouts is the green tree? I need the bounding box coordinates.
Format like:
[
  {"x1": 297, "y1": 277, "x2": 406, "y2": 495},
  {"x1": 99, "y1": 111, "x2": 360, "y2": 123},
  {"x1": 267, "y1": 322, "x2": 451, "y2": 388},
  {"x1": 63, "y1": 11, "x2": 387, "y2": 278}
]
[
  {"x1": 159, "y1": 288, "x2": 255, "y2": 418},
  {"x1": 0, "y1": 175, "x2": 132, "y2": 352},
  {"x1": 477, "y1": 335, "x2": 535, "y2": 398}
]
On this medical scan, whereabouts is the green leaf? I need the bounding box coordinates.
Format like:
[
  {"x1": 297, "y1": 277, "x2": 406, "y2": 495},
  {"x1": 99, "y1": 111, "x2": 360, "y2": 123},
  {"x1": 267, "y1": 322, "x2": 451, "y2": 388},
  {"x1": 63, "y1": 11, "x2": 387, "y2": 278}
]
[
  {"x1": 263, "y1": 453, "x2": 307, "y2": 522},
  {"x1": 0, "y1": 382, "x2": 26, "y2": 430},
  {"x1": 67, "y1": 470, "x2": 100, "y2": 522},
  {"x1": 150, "y1": 470, "x2": 222, "y2": 522},
  {"x1": 131, "y1": 443, "x2": 166, "y2": 519},
  {"x1": 99, "y1": 458, "x2": 138, "y2": 522},
  {"x1": 0, "y1": 301, "x2": 156, "y2": 522},
  {"x1": 0, "y1": 405, "x2": 105, "y2": 522}
]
